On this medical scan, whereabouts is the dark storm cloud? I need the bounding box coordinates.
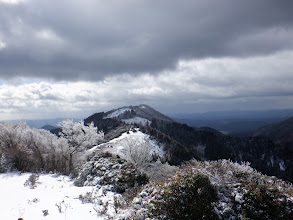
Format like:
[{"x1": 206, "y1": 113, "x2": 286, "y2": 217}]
[{"x1": 0, "y1": 0, "x2": 293, "y2": 81}]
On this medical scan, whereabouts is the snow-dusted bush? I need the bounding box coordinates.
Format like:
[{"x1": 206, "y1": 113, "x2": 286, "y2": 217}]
[
  {"x1": 74, "y1": 152, "x2": 149, "y2": 193},
  {"x1": 42, "y1": 209, "x2": 49, "y2": 216},
  {"x1": 129, "y1": 159, "x2": 293, "y2": 219},
  {"x1": 79, "y1": 191, "x2": 95, "y2": 204},
  {"x1": 151, "y1": 173, "x2": 218, "y2": 219},
  {"x1": 58, "y1": 120, "x2": 104, "y2": 172},
  {"x1": 24, "y1": 173, "x2": 39, "y2": 189},
  {"x1": 242, "y1": 182, "x2": 293, "y2": 219},
  {"x1": 121, "y1": 135, "x2": 176, "y2": 182},
  {"x1": 182, "y1": 160, "x2": 293, "y2": 219},
  {"x1": 143, "y1": 160, "x2": 178, "y2": 182}
]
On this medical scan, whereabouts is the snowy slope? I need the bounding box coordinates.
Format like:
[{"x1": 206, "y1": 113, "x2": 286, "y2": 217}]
[
  {"x1": 0, "y1": 129, "x2": 165, "y2": 220},
  {"x1": 103, "y1": 108, "x2": 131, "y2": 119},
  {"x1": 90, "y1": 129, "x2": 165, "y2": 161},
  {"x1": 122, "y1": 117, "x2": 151, "y2": 126},
  {"x1": 0, "y1": 172, "x2": 129, "y2": 220}
]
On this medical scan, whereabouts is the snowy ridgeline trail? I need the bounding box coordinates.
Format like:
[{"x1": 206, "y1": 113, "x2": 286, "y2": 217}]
[
  {"x1": 0, "y1": 172, "x2": 128, "y2": 220},
  {"x1": 90, "y1": 129, "x2": 165, "y2": 161}
]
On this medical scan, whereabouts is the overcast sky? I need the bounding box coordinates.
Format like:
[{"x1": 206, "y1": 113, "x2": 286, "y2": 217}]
[{"x1": 0, "y1": 0, "x2": 293, "y2": 120}]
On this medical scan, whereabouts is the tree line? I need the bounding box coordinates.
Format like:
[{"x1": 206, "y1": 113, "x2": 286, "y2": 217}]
[{"x1": 0, "y1": 120, "x2": 103, "y2": 174}]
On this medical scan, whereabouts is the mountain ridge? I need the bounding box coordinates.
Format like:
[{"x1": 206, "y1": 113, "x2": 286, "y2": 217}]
[
  {"x1": 84, "y1": 104, "x2": 293, "y2": 182},
  {"x1": 41, "y1": 124, "x2": 57, "y2": 131},
  {"x1": 254, "y1": 117, "x2": 293, "y2": 149},
  {"x1": 103, "y1": 104, "x2": 174, "y2": 123},
  {"x1": 171, "y1": 109, "x2": 293, "y2": 136}
]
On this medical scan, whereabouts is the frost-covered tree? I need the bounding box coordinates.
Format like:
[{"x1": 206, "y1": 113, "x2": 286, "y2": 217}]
[
  {"x1": 123, "y1": 137, "x2": 152, "y2": 169},
  {"x1": 0, "y1": 120, "x2": 103, "y2": 173},
  {"x1": 0, "y1": 122, "x2": 39, "y2": 171},
  {"x1": 58, "y1": 120, "x2": 104, "y2": 172},
  {"x1": 0, "y1": 122, "x2": 69, "y2": 173},
  {"x1": 27, "y1": 128, "x2": 69, "y2": 173}
]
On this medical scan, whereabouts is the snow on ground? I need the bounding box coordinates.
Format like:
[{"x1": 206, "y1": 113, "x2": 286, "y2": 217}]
[
  {"x1": 0, "y1": 129, "x2": 164, "y2": 220},
  {"x1": 122, "y1": 117, "x2": 151, "y2": 126},
  {"x1": 0, "y1": 172, "x2": 124, "y2": 220},
  {"x1": 103, "y1": 108, "x2": 131, "y2": 119},
  {"x1": 90, "y1": 129, "x2": 165, "y2": 161}
]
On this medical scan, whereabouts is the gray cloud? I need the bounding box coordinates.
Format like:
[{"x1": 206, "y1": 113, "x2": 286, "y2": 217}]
[
  {"x1": 1, "y1": 50, "x2": 293, "y2": 120},
  {"x1": 0, "y1": 0, "x2": 293, "y2": 81}
]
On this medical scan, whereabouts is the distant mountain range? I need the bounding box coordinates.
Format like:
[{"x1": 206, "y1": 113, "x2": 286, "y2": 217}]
[
  {"x1": 4, "y1": 118, "x2": 81, "y2": 129},
  {"x1": 170, "y1": 109, "x2": 293, "y2": 136},
  {"x1": 170, "y1": 109, "x2": 293, "y2": 120},
  {"x1": 83, "y1": 104, "x2": 293, "y2": 182},
  {"x1": 254, "y1": 117, "x2": 293, "y2": 150},
  {"x1": 41, "y1": 125, "x2": 58, "y2": 131}
]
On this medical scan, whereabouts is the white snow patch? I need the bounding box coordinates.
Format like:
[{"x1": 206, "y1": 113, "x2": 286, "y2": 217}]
[
  {"x1": 234, "y1": 192, "x2": 243, "y2": 204},
  {"x1": 122, "y1": 117, "x2": 151, "y2": 126},
  {"x1": 104, "y1": 108, "x2": 131, "y2": 119},
  {"x1": 196, "y1": 144, "x2": 206, "y2": 155},
  {"x1": 270, "y1": 156, "x2": 274, "y2": 167},
  {"x1": 279, "y1": 160, "x2": 286, "y2": 171},
  {"x1": 0, "y1": 172, "x2": 126, "y2": 220}
]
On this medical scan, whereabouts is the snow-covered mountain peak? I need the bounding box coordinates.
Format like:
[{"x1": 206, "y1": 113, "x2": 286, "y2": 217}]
[{"x1": 102, "y1": 104, "x2": 173, "y2": 125}]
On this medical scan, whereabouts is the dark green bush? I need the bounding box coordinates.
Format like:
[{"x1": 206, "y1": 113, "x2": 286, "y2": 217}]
[
  {"x1": 242, "y1": 183, "x2": 293, "y2": 219},
  {"x1": 151, "y1": 173, "x2": 218, "y2": 220}
]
